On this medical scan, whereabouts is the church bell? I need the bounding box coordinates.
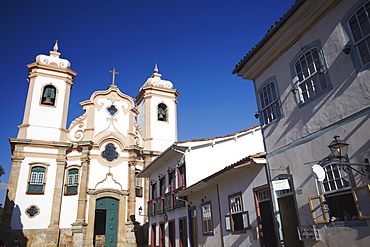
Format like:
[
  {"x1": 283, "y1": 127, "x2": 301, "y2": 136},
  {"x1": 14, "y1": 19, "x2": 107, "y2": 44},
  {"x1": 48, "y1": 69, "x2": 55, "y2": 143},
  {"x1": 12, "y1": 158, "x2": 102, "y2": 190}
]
[{"x1": 43, "y1": 96, "x2": 53, "y2": 105}]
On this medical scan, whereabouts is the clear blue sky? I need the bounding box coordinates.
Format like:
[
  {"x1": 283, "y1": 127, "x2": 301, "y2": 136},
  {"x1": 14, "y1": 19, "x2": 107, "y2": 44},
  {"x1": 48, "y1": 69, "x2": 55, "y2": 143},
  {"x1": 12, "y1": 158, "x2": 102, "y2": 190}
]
[{"x1": 0, "y1": 0, "x2": 294, "y2": 203}]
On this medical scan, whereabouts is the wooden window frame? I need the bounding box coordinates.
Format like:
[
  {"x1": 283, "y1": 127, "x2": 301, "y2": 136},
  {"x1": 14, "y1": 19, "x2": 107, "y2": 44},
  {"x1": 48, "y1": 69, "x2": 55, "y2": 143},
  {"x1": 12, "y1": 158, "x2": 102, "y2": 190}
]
[
  {"x1": 27, "y1": 163, "x2": 49, "y2": 195},
  {"x1": 226, "y1": 192, "x2": 249, "y2": 234},
  {"x1": 352, "y1": 184, "x2": 370, "y2": 219},
  {"x1": 201, "y1": 201, "x2": 214, "y2": 236}
]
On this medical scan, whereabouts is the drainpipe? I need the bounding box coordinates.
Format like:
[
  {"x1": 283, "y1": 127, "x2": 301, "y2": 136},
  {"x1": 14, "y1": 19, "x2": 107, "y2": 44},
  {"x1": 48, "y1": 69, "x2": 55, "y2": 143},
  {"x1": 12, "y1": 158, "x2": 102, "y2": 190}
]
[{"x1": 216, "y1": 184, "x2": 225, "y2": 247}]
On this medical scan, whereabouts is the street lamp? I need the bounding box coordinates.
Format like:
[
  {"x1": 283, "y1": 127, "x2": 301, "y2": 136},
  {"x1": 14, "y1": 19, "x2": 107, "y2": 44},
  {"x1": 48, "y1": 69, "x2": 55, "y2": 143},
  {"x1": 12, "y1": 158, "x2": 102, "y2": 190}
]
[
  {"x1": 327, "y1": 135, "x2": 370, "y2": 178},
  {"x1": 138, "y1": 206, "x2": 147, "y2": 216},
  {"x1": 328, "y1": 135, "x2": 349, "y2": 159}
]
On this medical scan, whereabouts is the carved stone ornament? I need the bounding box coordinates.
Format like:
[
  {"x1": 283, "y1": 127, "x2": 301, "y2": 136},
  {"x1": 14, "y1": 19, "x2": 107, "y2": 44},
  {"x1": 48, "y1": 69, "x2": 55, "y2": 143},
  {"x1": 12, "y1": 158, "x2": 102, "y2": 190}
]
[{"x1": 25, "y1": 205, "x2": 40, "y2": 218}]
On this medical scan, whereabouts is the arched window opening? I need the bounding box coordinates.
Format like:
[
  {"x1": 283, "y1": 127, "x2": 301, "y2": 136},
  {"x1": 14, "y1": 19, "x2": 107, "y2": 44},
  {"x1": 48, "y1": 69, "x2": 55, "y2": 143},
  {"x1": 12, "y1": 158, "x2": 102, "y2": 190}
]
[
  {"x1": 294, "y1": 47, "x2": 328, "y2": 103},
  {"x1": 41, "y1": 85, "x2": 56, "y2": 106},
  {"x1": 158, "y1": 103, "x2": 167, "y2": 121},
  {"x1": 348, "y1": 1, "x2": 370, "y2": 66}
]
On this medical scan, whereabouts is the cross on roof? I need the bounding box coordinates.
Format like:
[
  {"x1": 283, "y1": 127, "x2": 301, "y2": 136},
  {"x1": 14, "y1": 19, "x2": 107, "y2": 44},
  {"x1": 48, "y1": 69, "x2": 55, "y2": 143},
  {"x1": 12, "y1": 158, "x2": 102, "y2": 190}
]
[{"x1": 109, "y1": 68, "x2": 119, "y2": 85}]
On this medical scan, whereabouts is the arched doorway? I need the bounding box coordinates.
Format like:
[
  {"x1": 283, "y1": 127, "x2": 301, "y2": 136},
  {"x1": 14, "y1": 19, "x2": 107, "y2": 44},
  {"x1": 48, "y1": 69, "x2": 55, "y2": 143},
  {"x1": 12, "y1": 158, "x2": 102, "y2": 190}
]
[{"x1": 94, "y1": 197, "x2": 119, "y2": 247}]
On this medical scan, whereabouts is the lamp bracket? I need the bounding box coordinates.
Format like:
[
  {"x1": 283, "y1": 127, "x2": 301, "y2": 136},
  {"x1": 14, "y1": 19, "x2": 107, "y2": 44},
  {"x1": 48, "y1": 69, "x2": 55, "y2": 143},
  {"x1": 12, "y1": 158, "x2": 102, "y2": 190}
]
[{"x1": 341, "y1": 163, "x2": 370, "y2": 179}]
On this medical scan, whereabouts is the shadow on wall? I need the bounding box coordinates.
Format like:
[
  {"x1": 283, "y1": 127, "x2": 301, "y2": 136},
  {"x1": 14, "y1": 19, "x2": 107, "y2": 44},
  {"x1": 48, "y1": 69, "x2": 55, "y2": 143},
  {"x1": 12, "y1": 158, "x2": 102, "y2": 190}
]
[
  {"x1": 130, "y1": 215, "x2": 148, "y2": 247},
  {"x1": 0, "y1": 195, "x2": 28, "y2": 246}
]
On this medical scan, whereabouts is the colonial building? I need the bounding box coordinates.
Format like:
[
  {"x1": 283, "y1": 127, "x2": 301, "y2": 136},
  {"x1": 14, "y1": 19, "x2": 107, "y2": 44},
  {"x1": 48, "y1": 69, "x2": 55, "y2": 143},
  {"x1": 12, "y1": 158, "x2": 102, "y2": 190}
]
[
  {"x1": 1, "y1": 43, "x2": 179, "y2": 247},
  {"x1": 234, "y1": 0, "x2": 370, "y2": 246},
  {"x1": 138, "y1": 125, "x2": 269, "y2": 247}
]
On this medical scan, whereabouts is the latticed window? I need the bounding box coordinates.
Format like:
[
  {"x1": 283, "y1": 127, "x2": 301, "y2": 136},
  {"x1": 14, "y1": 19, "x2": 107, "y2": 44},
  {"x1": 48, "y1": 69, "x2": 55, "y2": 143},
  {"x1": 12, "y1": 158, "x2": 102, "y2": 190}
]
[
  {"x1": 348, "y1": 1, "x2": 370, "y2": 66},
  {"x1": 294, "y1": 48, "x2": 328, "y2": 103},
  {"x1": 28, "y1": 166, "x2": 45, "y2": 193},
  {"x1": 202, "y1": 202, "x2": 213, "y2": 235},
  {"x1": 227, "y1": 194, "x2": 249, "y2": 232},
  {"x1": 258, "y1": 81, "x2": 281, "y2": 125},
  {"x1": 65, "y1": 168, "x2": 79, "y2": 195},
  {"x1": 322, "y1": 163, "x2": 350, "y2": 193},
  {"x1": 308, "y1": 163, "x2": 358, "y2": 222},
  {"x1": 135, "y1": 171, "x2": 143, "y2": 197}
]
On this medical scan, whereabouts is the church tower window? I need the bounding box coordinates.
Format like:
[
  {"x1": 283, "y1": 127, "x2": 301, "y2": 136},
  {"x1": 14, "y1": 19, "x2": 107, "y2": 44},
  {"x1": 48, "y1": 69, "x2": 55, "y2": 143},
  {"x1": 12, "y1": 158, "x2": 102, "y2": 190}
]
[
  {"x1": 41, "y1": 85, "x2": 56, "y2": 106},
  {"x1": 102, "y1": 143, "x2": 119, "y2": 162},
  {"x1": 27, "y1": 166, "x2": 46, "y2": 194},
  {"x1": 65, "y1": 168, "x2": 79, "y2": 195},
  {"x1": 158, "y1": 103, "x2": 167, "y2": 121}
]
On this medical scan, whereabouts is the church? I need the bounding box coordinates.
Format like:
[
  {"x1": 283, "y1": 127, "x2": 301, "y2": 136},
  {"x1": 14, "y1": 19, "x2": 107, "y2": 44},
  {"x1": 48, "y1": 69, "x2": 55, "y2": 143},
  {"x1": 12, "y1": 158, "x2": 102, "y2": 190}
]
[{"x1": 1, "y1": 43, "x2": 179, "y2": 246}]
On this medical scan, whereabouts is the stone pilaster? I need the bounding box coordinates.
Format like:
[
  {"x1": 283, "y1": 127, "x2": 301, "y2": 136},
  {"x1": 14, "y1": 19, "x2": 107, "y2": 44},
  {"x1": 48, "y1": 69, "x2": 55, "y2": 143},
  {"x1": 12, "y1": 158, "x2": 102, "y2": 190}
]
[
  {"x1": 142, "y1": 154, "x2": 154, "y2": 223},
  {"x1": 1, "y1": 138, "x2": 30, "y2": 230},
  {"x1": 125, "y1": 149, "x2": 138, "y2": 246},
  {"x1": 117, "y1": 194, "x2": 128, "y2": 247},
  {"x1": 75, "y1": 141, "x2": 93, "y2": 223},
  {"x1": 85, "y1": 194, "x2": 96, "y2": 247},
  {"x1": 45, "y1": 142, "x2": 72, "y2": 247},
  {"x1": 72, "y1": 141, "x2": 93, "y2": 246}
]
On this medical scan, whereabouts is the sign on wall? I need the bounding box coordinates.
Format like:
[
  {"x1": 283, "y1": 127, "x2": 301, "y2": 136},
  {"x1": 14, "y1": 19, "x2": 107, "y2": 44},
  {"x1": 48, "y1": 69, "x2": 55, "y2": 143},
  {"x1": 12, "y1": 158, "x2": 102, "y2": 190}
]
[{"x1": 272, "y1": 179, "x2": 290, "y2": 191}]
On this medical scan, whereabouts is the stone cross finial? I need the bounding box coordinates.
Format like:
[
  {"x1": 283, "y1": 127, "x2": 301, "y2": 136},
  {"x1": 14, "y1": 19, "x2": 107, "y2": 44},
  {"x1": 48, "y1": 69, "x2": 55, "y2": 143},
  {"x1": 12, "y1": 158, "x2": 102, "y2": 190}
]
[{"x1": 109, "y1": 68, "x2": 119, "y2": 85}]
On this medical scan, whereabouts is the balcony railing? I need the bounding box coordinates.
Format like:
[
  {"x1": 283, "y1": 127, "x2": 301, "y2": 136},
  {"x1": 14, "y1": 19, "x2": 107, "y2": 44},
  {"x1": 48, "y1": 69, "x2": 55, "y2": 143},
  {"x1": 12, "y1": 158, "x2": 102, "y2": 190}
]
[
  {"x1": 147, "y1": 200, "x2": 155, "y2": 216},
  {"x1": 164, "y1": 191, "x2": 175, "y2": 212},
  {"x1": 148, "y1": 187, "x2": 187, "y2": 216},
  {"x1": 155, "y1": 196, "x2": 164, "y2": 214}
]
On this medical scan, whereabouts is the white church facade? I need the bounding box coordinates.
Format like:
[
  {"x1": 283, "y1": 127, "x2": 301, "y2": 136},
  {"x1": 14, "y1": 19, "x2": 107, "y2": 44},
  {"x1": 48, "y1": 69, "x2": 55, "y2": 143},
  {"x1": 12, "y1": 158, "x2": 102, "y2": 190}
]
[{"x1": 1, "y1": 43, "x2": 179, "y2": 247}]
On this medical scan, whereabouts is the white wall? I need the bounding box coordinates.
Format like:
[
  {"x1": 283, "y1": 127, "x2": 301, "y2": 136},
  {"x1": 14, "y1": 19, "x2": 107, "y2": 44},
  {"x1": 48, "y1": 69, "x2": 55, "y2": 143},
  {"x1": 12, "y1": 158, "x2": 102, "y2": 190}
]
[{"x1": 185, "y1": 127, "x2": 263, "y2": 187}]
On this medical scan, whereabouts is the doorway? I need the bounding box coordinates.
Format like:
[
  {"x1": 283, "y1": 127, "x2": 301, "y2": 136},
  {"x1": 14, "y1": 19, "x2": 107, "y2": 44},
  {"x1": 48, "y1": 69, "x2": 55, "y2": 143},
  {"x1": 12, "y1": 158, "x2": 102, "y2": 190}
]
[
  {"x1": 159, "y1": 223, "x2": 165, "y2": 247},
  {"x1": 254, "y1": 186, "x2": 278, "y2": 247},
  {"x1": 179, "y1": 217, "x2": 188, "y2": 247},
  {"x1": 189, "y1": 207, "x2": 198, "y2": 247},
  {"x1": 278, "y1": 195, "x2": 301, "y2": 247},
  {"x1": 94, "y1": 197, "x2": 119, "y2": 247}
]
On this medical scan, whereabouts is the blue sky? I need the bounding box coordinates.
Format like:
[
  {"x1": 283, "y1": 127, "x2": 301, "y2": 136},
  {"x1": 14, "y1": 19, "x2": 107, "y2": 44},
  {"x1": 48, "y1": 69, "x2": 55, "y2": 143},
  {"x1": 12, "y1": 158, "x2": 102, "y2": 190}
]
[{"x1": 0, "y1": 0, "x2": 294, "y2": 203}]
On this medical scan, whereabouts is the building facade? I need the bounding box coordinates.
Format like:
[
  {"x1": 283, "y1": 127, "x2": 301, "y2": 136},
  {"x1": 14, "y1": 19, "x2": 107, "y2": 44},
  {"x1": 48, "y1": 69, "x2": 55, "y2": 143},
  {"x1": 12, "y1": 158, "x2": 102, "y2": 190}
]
[
  {"x1": 1, "y1": 44, "x2": 179, "y2": 247},
  {"x1": 234, "y1": 0, "x2": 370, "y2": 246},
  {"x1": 139, "y1": 126, "x2": 270, "y2": 247}
]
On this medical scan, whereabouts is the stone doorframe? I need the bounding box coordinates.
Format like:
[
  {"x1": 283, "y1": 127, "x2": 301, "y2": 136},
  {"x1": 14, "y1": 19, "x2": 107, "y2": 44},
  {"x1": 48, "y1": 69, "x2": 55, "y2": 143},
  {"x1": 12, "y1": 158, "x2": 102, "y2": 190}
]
[{"x1": 85, "y1": 189, "x2": 129, "y2": 247}]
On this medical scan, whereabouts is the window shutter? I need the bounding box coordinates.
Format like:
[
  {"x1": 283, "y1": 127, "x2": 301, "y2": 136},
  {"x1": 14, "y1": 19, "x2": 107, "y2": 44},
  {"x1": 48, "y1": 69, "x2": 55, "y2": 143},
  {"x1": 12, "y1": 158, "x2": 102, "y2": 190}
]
[
  {"x1": 308, "y1": 195, "x2": 329, "y2": 224},
  {"x1": 352, "y1": 185, "x2": 370, "y2": 219},
  {"x1": 242, "y1": 211, "x2": 250, "y2": 229},
  {"x1": 225, "y1": 214, "x2": 231, "y2": 231}
]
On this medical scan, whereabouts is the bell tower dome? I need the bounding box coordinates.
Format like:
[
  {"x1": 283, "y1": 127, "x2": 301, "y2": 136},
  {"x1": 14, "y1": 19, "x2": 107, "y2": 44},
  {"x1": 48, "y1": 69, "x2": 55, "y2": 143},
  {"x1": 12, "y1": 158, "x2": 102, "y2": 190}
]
[
  {"x1": 17, "y1": 42, "x2": 77, "y2": 142},
  {"x1": 135, "y1": 65, "x2": 179, "y2": 152}
]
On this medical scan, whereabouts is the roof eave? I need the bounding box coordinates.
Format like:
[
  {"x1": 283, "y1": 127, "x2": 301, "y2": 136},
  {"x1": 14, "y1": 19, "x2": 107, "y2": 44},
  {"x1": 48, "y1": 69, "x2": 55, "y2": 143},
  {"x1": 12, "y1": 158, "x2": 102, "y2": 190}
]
[{"x1": 232, "y1": 0, "x2": 305, "y2": 76}]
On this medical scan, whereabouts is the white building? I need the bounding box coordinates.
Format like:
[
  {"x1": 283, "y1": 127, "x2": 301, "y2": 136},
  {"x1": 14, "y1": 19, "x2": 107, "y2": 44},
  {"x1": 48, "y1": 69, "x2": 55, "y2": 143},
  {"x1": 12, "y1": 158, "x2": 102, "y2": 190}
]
[
  {"x1": 1, "y1": 43, "x2": 179, "y2": 247},
  {"x1": 139, "y1": 125, "x2": 269, "y2": 247},
  {"x1": 178, "y1": 153, "x2": 272, "y2": 247},
  {"x1": 233, "y1": 0, "x2": 370, "y2": 246}
]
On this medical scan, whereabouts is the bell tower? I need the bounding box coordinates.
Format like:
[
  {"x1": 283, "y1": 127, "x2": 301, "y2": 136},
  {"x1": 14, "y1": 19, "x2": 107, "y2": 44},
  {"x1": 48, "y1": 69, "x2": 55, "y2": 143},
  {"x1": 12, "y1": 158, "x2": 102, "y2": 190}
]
[
  {"x1": 135, "y1": 65, "x2": 179, "y2": 152},
  {"x1": 17, "y1": 42, "x2": 77, "y2": 142}
]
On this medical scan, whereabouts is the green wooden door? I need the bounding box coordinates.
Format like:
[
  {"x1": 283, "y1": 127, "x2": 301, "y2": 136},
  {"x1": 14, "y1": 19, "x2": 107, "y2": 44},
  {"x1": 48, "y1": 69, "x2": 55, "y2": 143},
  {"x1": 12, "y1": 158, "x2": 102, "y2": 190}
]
[{"x1": 95, "y1": 197, "x2": 119, "y2": 247}]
